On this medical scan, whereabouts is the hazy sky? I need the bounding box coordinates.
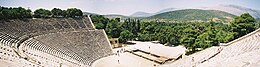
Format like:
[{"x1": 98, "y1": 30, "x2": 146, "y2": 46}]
[{"x1": 0, "y1": 0, "x2": 260, "y2": 16}]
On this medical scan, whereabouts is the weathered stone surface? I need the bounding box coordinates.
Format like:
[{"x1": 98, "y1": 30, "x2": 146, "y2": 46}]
[{"x1": 0, "y1": 16, "x2": 112, "y2": 67}]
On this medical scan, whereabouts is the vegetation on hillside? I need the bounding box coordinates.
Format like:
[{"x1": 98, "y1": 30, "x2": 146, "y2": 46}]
[
  {"x1": 143, "y1": 9, "x2": 236, "y2": 22},
  {"x1": 91, "y1": 13, "x2": 258, "y2": 54}
]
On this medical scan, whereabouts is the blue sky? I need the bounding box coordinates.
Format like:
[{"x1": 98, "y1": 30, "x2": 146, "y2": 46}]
[{"x1": 0, "y1": 0, "x2": 259, "y2": 16}]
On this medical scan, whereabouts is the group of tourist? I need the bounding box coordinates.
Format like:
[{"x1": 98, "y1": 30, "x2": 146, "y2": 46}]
[
  {"x1": 116, "y1": 48, "x2": 126, "y2": 64},
  {"x1": 116, "y1": 48, "x2": 126, "y2": 56}
]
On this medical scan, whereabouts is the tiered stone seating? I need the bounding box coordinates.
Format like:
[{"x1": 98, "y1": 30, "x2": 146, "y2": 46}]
[
  {"x1": 0, "y1": 33, "x2": 19, "y2": 47},
  {"x1": 57, "y1": 18, "x2": 72, "y2": 29},
  {"x1": 73, "y1": 18, "x2": 85, "y2": 28},
  {"x1": 21, "y1": 38, "x2": 82, "y2": 66},
  {"x1": 0, "y1": 21, "x2": 23, "y2": 37},
  {"x1": 32, "y1": 33, "x2": 85, "y2": 63},
  {"x1": 0, "y1": 17, "x2": 94, "y2": 38},
  {"x1": 0, "y1": 44, "x2": 43, "y2": 67},
  {"x1": 66, "y1": 18, "x2": 81, "y2": 29},
  {"x1": 82, "y1": 17, "x2": 95, "y2": 30},
  {"x1": 159, "y1": 28, "x2": 260, "y2": 67},
  {"x1": 47, "y1": 18, "x2": 66, "y2": 30},
  {"x1": 0, "y1": 16, "x2": 112, "y2": 67},
  {"x1": 160, "y1": 46, "x2": 220, "y2": 67},
  {"x1": 197, "y1": 29, "x2": 260, "y2": 67},
  {"x1": 30, "y1": 30, "x2": 113, "y2": 66}
]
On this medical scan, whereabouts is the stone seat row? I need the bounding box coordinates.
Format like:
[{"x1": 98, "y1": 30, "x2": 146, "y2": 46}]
[
  {"x1": 160, "y1": 29, "x2": 260, "y2": 67},
  {"x1": 197, "y1": 29, "x2": 260, "y2": 67},
  {"x1": 0, "y1": 33, "x2": 19, "y2": 47},
  {"x1": 0, "y1": 17, "x2": 94, "y2": 38},
  {"x1": 21, "y1": 30, "x2": 112, "y2": 66},
  {"x1": 0, "y1": 16, "x2": 111, "y2": 67}
]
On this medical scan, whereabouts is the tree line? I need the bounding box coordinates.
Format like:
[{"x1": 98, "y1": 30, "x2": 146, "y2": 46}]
[
  {"x1": 91, "y1": 13, "x2": 259, "y2": 54},
  {"x1": 0, "y1": 6, "x2": 83, "y2": 20}
]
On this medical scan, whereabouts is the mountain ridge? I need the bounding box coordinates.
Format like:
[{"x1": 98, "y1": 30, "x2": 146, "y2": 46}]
[
  {"x1": 130, "y1": 11, "x2": 152, "y2": 17},
  {"x1": 85, "y1": 4, "x2": 260, "y2": 22},
  {"x1": 198, "y1": 5, "x2": 260, "y2": 18},
  {"x1": 130, "y1": 5, "x2": 260, "y2": 18},
  {"x1": 143, "y1": 9, "x2": 235, "y2": 22},
  {"x1": 130, "y1": 8, "x2": 178, "y2": 17}
]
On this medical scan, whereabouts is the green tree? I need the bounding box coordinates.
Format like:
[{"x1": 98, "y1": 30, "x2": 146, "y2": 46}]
[
  {"x1": 66, "y1": 8, "x2": 83, "y2": 17},
  {"x1": 0, "y1": 6, "x2": 32, "y2": 20},
  {"x1": 122, "y1": 18, "x2": 141, "y2": 35},
  {"x1": 231, "y1": 13, "x2": 256, "y2": 38},
  {"x1": 216, "y1": 30, "x2": 234, "y2": 43},
  {"x1": 95, "y1": 23, "x2": 105, "y2": 29},
  {"x1": 13, "y1": 7, "x2": 32, "y2": 19},
  {"x1": 119, "y1": 30, "x2": 134, "y2": 43},
  {"x1": 91, "y1": 15, "x2": 109, "y2": 29},
  {"x1": 115, "y1": 18, "x2": 120, "y2": 22},
  {"x1": 180, "y1": 35, "x2": 196, "y2": 52},
  {"x1": 180, "y1": 27, "x2": 199, "y2": 52},
  {"x1": 106, "y1": 19, "x2": 122, "y2": 38},
  {"x1": 33, "y1": 8, "x2": 52, "y2": 18},
  {"x1": 1, "y1": 7, "x2": 11, "y2": 19},
  {"x1": 168, "y1": 33, "x2": 179, "y2": 46},
  {"x1": 51, "y1": 8, "x2": 63, "y2": 17},
  {"x1": 137, "y1": 33, "x2": 150, "y2": 41},
  {"x1": 0, "y1": 7, "x2": 3, "y2": 19},
  {"x1": 61, "y1": 10, "x2": 67, "y2": 17},
  {"x1": 195, "y1": 31, "x2": 217, "y2": 49}
]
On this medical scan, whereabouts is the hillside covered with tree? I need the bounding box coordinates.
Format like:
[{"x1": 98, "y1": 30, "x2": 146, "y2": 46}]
[
  {"x1": 91, "y1": 13, "x2": 259, "y2": 54},
  {"x1": 143, "y1": 9, "x2": 236, "y2": 22}
]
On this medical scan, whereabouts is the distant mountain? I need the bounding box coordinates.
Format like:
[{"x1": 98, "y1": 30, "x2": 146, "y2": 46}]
[
  {"x1": 130, "y1": 11, "x2": 152, "y2": 17},
  {"x1": 83, "y1": 12, "x2": 99, "y2": 15},
  {"x1": 130, "y1": 8, "x2": 178, "y2": 17},
  {"x1": 144, "y1": 9, "x2": 235, "y2": 22},
  {"x1": 155, "y1": 8, "x2": 178, "y2": 14},
  {"x1": 199, "y1": 5, "x2": 260, "y2": 18},
  {"x1": 87, "y1": 4, "x2": 260, "y2": 22},
  {"x1": 86, "y1": 4, "x2": 260, "y2": 20},
  {"x1": 103, "y1": 14, "x2": 130, "y2": 19}
]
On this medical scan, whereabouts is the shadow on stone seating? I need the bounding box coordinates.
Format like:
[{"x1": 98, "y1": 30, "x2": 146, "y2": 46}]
[{"x1": 19, "y1": 18, "x2": 30, "y2": 22}]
